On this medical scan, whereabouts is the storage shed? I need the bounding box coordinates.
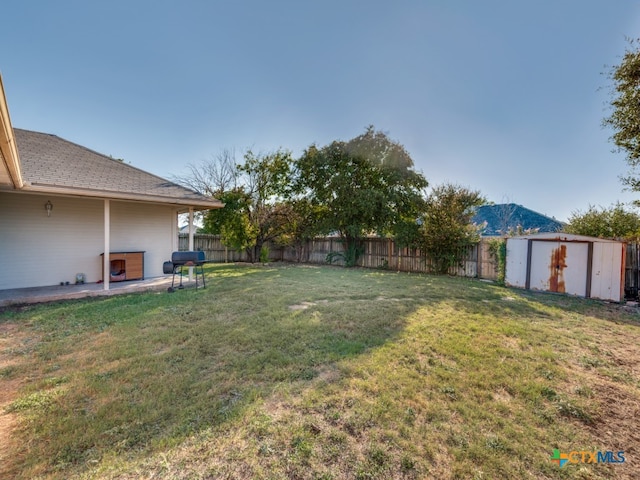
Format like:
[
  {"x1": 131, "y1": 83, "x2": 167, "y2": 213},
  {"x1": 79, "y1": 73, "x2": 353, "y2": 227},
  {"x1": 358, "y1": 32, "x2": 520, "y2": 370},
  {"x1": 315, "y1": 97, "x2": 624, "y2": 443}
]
[{"x1": 505, "y1": 233, "x2": 626, "y2": 302}]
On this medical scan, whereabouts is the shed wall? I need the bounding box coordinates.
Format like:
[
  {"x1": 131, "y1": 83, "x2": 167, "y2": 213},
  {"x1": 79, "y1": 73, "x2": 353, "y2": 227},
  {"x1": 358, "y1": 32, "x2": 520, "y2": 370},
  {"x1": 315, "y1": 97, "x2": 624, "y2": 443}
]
[
  {"x1": 590, "y1": 242, "x2": 624, "y2": 302},
  {"x1": 505, "y1": 237, "x2": 529, "y2": 288},
  {"x1": 504, "y1": 235, "x2": 625, "y2": 302}
]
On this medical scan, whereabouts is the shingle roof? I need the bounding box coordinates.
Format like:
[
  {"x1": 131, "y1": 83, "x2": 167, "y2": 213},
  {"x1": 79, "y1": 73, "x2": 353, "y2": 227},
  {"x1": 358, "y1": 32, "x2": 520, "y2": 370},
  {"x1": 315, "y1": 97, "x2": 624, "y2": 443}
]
[
  {"x1": 472, "y1": 203, "x2": 565, "y2": 236},
  {"x1": 13, "y1": 128, "x2": 222, "y2": 210}
]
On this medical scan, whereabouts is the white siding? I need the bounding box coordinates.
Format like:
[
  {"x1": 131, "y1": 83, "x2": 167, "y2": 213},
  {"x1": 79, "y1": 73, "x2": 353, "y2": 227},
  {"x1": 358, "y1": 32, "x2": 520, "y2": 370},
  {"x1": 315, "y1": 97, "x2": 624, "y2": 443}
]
[
  {"x1": 0, "y1": 192, "x2": 178, "y2": 290},
  {"x1": 110, "y1": 201, "x2": 177, "y2": 278}
]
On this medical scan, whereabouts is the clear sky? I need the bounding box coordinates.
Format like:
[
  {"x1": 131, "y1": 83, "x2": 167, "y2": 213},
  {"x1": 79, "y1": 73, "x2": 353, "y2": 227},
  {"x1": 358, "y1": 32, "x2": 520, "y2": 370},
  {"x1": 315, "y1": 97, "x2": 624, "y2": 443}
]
[{"x1": 2, "y1": 1, "x2": 640, "y2": 222}]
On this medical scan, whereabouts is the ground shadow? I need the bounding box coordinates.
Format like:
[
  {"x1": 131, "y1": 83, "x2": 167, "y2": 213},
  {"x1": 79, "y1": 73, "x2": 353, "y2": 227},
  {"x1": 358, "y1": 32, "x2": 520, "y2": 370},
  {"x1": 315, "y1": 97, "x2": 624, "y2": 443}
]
[{"x1": 0, "y1": 264, "x2": 422, "y2": 477}]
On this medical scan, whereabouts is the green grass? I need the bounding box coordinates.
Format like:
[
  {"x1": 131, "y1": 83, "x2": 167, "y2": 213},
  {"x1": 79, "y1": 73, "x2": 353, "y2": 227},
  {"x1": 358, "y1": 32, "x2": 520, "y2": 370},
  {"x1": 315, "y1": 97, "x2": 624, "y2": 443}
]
[{"x1": 1, "y1": 263, "x2": 639, "y2": 479}]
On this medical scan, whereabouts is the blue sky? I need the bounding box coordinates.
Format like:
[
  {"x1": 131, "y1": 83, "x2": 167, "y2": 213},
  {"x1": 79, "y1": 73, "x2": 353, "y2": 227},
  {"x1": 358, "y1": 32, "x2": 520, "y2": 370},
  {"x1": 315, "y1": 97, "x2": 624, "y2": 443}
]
[{"x1": 2, "y1": 1, "x2": 640, "y2": 222}]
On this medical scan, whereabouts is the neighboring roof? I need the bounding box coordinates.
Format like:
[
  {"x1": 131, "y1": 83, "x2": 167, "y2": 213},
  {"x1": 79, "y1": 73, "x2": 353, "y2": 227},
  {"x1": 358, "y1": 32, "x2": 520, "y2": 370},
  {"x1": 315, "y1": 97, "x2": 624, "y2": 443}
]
[
  {"x1": 179, "y1": 224, "x2": 198, "y2": 233},
  {"x1": 472, "y1": 203, "x2": 565, "y2": 236},
  {"x1": 9, "y1": 128, "x2": 222, "y2": 211}
]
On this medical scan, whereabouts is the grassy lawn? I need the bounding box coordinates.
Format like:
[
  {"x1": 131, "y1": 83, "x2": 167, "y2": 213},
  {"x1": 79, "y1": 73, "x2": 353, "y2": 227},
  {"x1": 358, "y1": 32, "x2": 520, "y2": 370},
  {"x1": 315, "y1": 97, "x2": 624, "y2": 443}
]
[{"x1": 1, "y1": 263, "x2": 639, "y2": 479}]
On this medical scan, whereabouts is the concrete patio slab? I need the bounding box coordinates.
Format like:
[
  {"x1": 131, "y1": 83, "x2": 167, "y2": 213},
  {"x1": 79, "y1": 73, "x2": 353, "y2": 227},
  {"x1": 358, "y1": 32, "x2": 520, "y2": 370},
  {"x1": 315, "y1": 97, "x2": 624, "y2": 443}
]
[{"x1": 0, "y1": 276, "x2": 197, "y2": 307}]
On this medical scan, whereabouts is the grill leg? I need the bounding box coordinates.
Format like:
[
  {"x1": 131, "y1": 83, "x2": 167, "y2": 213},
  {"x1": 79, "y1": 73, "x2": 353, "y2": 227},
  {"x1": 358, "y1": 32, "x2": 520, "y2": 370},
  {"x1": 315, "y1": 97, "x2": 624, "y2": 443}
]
[
  {"x1": 194, "y1": 264, "x2": 206, "y2": 289},
  {"x1": 178, "y1": 266, "x2": 185, "y2": 289},
  {"x1": 200, "y1": 264, "x2": 206, "y2": 288},
  {"x1": 168, "y1": 266, "x2": 178, "y2": 293},
  {"x1": 167, "y1": 261, "x2": 205, "y2": 292}
]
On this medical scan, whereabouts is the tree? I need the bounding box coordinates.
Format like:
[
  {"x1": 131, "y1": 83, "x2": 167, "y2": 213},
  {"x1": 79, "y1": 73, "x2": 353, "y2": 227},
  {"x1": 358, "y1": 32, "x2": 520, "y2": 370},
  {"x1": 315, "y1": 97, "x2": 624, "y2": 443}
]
[
  {"x1": 241, "y1": 149, "x2": 295, "y2": 261},
  {"x1": 344, "y1": 125, "x2": 415, "y2": 174},
  {"x1": 205, "y1": 188, "x2": 253, "y2": 248},
  {"x1": 177, "y1": 148, "x2": 294, "y2": 262},
  {"x1": 492, "y1": 200, "x2": 517, "y2": 236},
  {"x1": 273, "y1": 198, "x2": 323, "y2": 263},
  {"x1": 294, "y1": 127, "x2": 428, "y2": 266},
  {"x1": 346, "y1": 127, "x2": 429, "y2": 249},
  {"x1": 174, "y1": 148, "x2": 238, "y2": 197},
  {"x1": 172, "y1": 149, "x2": 238, "y2": 230},
  {"x1": 564, "y1": 202, "x2": 640, "y2": 239},
  {"x1": 419, "y1": 183, "x2": 486, "y2": 274},
  {"x1": 604, "y1": 38, "x2": 640, "y2": 194}
]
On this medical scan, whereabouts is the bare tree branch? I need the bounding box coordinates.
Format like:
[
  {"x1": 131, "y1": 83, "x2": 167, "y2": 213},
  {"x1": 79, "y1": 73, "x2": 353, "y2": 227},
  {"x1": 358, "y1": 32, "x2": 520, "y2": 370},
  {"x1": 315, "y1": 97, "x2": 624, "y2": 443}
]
[{"x1": 172, "y1": 148, "x2": 238, "y2": 197}]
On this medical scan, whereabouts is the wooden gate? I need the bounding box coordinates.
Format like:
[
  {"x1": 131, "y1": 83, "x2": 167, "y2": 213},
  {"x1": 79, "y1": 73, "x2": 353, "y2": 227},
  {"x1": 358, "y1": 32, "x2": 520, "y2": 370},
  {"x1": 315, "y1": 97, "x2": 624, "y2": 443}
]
[{"x1": 625, "y1": 242, "x2": 640, "y2": 300}]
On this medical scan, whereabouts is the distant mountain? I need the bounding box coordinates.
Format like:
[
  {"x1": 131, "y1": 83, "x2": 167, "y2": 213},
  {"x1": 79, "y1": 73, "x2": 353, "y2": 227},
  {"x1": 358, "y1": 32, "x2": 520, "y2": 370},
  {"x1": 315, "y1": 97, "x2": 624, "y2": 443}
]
[{"x1": 472, "y1": 203, "x2": 565, "y2": 236}]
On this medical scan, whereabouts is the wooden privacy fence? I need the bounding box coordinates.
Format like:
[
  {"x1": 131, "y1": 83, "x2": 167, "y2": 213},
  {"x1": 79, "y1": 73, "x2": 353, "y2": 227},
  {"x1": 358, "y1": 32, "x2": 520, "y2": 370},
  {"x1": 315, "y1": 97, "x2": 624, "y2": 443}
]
[
  {"x1": 178, "y1": 234, "x2": 500, "y2": 280},
  {"x1": 177, "y1": 235, "x2": 640, "y2": 297}
]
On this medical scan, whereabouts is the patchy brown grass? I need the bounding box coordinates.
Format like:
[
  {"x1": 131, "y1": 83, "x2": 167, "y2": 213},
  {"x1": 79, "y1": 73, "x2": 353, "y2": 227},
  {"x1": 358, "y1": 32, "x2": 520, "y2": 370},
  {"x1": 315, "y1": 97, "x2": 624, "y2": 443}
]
[
  {"x1": 0, "y1": 321, "x2": 36, "y2": 479},
  {"x1": 0, "y1": 264, "x2": 639, "y2": 479}
]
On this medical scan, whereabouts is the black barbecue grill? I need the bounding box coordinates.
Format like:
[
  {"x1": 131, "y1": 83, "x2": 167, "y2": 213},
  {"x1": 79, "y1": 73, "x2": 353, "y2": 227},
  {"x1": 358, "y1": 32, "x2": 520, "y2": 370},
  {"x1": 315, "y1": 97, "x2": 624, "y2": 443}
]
[{"x1": 163, "y1": 251, "x2": 206, "y2": 292}]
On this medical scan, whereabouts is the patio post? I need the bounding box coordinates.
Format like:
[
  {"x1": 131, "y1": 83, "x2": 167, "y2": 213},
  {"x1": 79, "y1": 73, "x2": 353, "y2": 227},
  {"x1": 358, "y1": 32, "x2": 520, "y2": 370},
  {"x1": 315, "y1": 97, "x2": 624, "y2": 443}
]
[
  {"x1": 103, "y1": 199, "x2": 110, "y2": 291},
  {"x1": 188, "y1": 207, "x2": 194, "y2": 281}
]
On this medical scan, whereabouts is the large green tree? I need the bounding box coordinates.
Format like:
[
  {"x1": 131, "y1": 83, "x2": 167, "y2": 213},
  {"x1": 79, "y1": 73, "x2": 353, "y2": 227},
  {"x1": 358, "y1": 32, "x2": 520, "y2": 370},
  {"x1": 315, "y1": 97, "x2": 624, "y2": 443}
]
[
  {"x1": 604, "y1": 38, "x2": 640, "y2": 193},
  {"x1": 294, "y1": 127, "x2": 428, "y2": 266},
  {"x1": 230, "y1": 149, "x2": 294, "y2": 262},
  {"x1": 419, "y1": 183, "x2": 486, "y2": 274},
  {"x1": 272, "y1": 198, "x2": 324, "y2": 263},
  {"x1": 180, "y1": 149, "x2": 294, "y2": 262},
  {"x1": 344, "y1": 125, "x2": 415, "y2": 174},
  {"x1": 564, "y1": 202, "x2": 640, "y2": 239}
]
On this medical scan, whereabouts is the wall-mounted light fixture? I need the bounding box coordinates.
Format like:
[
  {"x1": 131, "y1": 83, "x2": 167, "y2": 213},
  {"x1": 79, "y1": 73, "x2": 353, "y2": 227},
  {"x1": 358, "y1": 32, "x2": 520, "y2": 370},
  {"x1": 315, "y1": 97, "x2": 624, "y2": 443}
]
[{"x1": 45, "y1": 200, "x2": 53, "y2": 217}]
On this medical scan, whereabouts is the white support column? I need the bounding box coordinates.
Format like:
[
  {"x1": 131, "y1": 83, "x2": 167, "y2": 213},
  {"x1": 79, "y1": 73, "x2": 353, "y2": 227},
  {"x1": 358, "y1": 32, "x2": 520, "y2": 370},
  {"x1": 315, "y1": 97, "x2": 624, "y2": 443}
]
[
  {"x1": 171, "y1": 211, "x2": 178, "y2": 253},
  {"x1": 188, "y1": 207, "x2": 194, "y2": 281},
  {"x1": 103, "y1": 199, "x2": 110, "y2": 291},
  {"x1": 189, "y1": 208, "x2": 195, "y2": 250}
]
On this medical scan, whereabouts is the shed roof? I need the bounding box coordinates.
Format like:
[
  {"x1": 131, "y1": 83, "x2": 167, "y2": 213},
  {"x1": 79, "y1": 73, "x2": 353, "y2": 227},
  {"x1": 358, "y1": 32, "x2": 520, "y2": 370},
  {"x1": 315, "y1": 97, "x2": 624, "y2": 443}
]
[
  {"x1": 506, "y1": 232, "x2": 623, "y2": 244},
  {"x1": 10, "y1": 128, "x2": 221, "y2": 211}
]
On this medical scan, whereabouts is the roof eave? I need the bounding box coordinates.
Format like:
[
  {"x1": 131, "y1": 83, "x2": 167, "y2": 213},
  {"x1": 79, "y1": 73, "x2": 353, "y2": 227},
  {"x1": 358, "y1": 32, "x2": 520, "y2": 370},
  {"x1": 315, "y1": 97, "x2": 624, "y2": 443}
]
[
  {"x1": 0, "y1": 74, "x2": 24, "y2": 189},
  {"x1": 18, "y1": 182, "x2": 224, "y2": 211}
]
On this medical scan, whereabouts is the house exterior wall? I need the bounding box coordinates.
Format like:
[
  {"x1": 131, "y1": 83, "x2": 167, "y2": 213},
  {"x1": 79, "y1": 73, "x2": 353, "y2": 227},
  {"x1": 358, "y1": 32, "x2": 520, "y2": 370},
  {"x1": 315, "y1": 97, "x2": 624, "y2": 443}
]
[
  {"x1": 110, "y1": 200, "x2": 177, "y2": 280},
  {"x1": 0, "y1": 192, "x2": 104, "y2": 289},
  {"x1": 0, "y1": 192, "x2": 178, "y2": 290}
]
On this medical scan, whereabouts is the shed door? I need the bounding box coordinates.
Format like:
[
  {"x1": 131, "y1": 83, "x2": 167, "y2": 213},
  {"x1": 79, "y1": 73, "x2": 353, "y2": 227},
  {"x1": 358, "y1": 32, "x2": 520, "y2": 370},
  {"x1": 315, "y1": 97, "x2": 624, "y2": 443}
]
[{"x1": 529, "y1": 241, "x2": 589, "y2": 296}]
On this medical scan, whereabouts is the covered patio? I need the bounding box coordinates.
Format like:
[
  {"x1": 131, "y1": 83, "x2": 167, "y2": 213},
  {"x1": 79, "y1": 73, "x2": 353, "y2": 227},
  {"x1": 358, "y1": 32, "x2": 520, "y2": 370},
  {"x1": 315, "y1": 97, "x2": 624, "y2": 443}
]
[
  {"x1": 0, "y1": 74, "x2": 222, "y2": 295},
  {"x1": 0, "y1": 275, "x2": 203, "y2": 307}
]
